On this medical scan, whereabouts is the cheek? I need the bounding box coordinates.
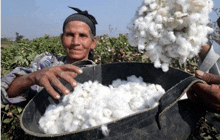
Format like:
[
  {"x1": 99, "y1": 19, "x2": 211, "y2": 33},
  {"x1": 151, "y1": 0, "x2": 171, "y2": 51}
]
[
  {"x1": 83, "y1": 40, "x2": 93, "y2": 49},
  {"x1": 63, "y1": 38, "x2": 71, "y2": 48}
]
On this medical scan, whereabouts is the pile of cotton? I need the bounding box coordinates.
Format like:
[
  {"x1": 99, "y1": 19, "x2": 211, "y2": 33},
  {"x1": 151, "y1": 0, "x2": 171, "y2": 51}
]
[
  {"x1": 38, "y1": 75, "x2": 165, "y2": 135},
  {"x1": 127, "y1": 0, "x2": 214, "y2": 72}
]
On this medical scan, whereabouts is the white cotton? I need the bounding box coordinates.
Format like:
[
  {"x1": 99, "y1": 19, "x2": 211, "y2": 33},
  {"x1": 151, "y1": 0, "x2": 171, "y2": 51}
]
[
  {"x1": 129, "y1": 97, "x2": 145, "y2": 111},
  {"x1": 139, "y1": 5, "x2": 148, "y2": 15},
  {"x1": 161, "y1": 63, "x2": 169, "y2": 72},
  {"x1": 39, "y1": 76, "x2": 166, "y2": 135},
  {"x1": 146, "y1": 98, "x2": 155, "y2": 108},
  {"x1": 154, "y1": 15, "x2": 163, "y2": 24},
  {"x1": 149, "y1": 3, "x2": 157, "y2": 10},
  {"x1": 138, "y1": 38, "x2": 146, "y2": 51},
  {"x1": 101, "y1": 125, "x2": 110, "y2": 137},
  {"x1": 127, "y1": 0, "x2": 214, "y2": 72},
  {"x1": 103, "y1": 108, "x2": 112, "y2": 118},
  {"x1": 154, "y1": 59, "x2": 161, "y2": 68}
]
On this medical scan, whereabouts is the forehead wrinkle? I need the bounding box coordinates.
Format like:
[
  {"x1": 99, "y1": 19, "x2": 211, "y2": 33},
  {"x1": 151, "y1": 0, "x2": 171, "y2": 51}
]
[{"x1": 64, "y1": 21, "x2": 91, "y2": 34}]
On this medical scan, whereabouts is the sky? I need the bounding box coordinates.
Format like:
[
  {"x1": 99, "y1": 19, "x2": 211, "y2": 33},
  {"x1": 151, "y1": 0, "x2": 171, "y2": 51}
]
[{"x1": 1, "y1": 0, "x2": 220, "y2": 40}]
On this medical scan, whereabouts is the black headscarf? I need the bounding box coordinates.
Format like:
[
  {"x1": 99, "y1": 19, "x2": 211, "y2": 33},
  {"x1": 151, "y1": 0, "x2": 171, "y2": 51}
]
[{"x1": 63, "y1": 7, "x2": 98, "y2": 36}]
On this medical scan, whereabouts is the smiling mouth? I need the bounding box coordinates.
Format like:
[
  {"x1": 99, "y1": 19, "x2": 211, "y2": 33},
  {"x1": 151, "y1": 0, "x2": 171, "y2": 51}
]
[{"x1": 68, "y1": 48, "x2": 83, "y2": 54}]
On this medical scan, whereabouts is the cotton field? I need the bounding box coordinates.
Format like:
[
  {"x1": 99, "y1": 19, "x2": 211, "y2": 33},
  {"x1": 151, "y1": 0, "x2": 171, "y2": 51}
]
[
  {"x1": 127, "y1": 0, "x2": 214, "y2": 72},
  {"x1": 39, "y1": 75, "x2": 165, "y2": 135}
]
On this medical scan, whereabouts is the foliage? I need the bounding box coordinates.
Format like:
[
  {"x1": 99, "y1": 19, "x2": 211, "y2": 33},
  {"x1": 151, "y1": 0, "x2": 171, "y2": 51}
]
[
  {"x1": 1, "y1": 35, "x2": 66, "y2": 76},
  {"x1": 15, "y1": 32, "x2": 24, "y2": 42},
  {"x1": 1, "y1": 34, "x2": 219, "y2": 139}
]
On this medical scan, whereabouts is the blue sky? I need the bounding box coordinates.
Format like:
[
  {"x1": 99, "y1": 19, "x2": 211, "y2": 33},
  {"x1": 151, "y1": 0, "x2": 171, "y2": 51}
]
[{"x1": 1, "y1": 0, "x2": 220, "y2": 40}]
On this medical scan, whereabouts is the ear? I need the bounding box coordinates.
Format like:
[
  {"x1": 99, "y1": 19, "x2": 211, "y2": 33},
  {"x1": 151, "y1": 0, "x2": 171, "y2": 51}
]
[{"x1": 90, "y1": 37, "x2": 97, "y2": 50}]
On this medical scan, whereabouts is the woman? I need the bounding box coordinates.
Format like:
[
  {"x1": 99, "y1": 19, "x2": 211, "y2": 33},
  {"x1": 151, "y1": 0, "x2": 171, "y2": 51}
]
[{"x1": 1, "y1": 7, "x2": 98, "y2": 104}]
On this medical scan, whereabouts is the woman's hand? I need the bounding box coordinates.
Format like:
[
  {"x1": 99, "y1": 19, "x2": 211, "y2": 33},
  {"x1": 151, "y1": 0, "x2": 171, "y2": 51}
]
[
  {"x1": 29, "y1": 64, "x2": 83, "y2": 99},
  {"x1": 187, "y1": 70, "x2": 220, "y2": 113}
]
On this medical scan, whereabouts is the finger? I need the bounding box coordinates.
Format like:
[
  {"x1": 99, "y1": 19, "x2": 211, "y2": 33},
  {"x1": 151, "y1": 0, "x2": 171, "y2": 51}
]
[
  {"x1": 42, "y1": 80, "x2": 61, "y2": 99},
  {"x1": 60, "y1": 64, "x2": 83, "y2": 74},
  {"x1": 186, "y1": 88, "x2": 197, "y2": 102},
  {"x1": 195, "y1": 70, "x2": 220, "y2": 85},
  {"x1": 49, "y1": 76, "x2": 70, "y2": 95},
  {"x1": 58, "y1": 71, "x2": 78, "y2": 87},
  {"x1": 192, "y1": 83, "x2": 220, "y2": 107},
  {"x1": 59, "y1": 71, "x2": 78, "y2": 79}
]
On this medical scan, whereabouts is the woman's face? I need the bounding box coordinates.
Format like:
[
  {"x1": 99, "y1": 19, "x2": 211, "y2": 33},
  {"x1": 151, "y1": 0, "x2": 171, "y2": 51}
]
[{"x1": 61, "y1": 20, "x2": 97, "y2": 64}]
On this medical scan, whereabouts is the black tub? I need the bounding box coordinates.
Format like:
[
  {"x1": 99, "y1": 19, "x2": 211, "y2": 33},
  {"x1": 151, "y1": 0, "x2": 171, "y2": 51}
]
[{"x1": 20, "y1": 62, "x2": 205, "y2": 140}]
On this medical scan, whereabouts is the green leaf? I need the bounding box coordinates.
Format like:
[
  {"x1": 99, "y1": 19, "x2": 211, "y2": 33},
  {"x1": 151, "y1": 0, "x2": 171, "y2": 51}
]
[
  {"x1": 17, "y1": 107, "x2": 23, "y2": 113},
  {"x1": 1, "y1": 105, "x2": 5, "y2": 109},
  {"x1": 5, "y1": 104, "x2": 9, "y2": 111},
  {"x1": 3, "y1": 118, "x2": 13, "y2": 124}
]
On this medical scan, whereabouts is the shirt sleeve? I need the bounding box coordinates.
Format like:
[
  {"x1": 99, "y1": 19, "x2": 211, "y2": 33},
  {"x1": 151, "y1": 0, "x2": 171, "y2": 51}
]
[
  {"x1": 1, "y1": 52, "x2": 63, "y2": 105},
  {"x1": 198, "y1": 45, "x2": 220, "y2": 76}
]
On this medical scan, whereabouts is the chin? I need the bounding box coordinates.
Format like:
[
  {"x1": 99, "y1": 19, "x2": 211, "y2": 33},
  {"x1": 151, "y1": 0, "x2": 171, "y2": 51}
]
[{"x1": 69, "y1": 55, "x2": 87, "y2": 61}]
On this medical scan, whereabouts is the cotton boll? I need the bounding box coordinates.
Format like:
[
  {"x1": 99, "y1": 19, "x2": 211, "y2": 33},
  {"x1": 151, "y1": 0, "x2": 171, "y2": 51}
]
[
  {"x1": 139, "y1": 5, "x2": 148, "y2": 15},
  {"x1": 155, "y1": 24, "x2": 163, "y2": 31},
  {"x1": 146, "y1": 98, "x2": 155, "y2": 108},
  {"x1": 103, "y1": 108, "x2": 112, "y2": 118},
  {"x1": 101, "y1": 125, "x2": 110, "y2": 137},
  {"x1": 167, "y1": 31, "x2": 176, "y2": 43},
  {"x1": 134, "y1": 17, "x2": 144, "y2": 29},
  {"x1": 72, "y1": 120, "x2": 80, "y2": 127},
  {"x1": 152, "y1": 92, "x2": 164, "y2": 102},
  {"x1": 154, "y1": 15, "x2": 163, "y2": 24},
  {"x1": 161, "y1": 63, "x2": 169, "y2": 72},
  {"x1": 165, "y1": 46, "x2": 179, "y2": 58},
  {"x1": 127, "y1": 75, "x2": 143, "y2": 83},
  {"x1": 47, "y1": 125, "x2": 61, "y2": 134},
  {"x1": 190, "y1": 0, "x2": 207, "y2": 12},
  {"x1": 206, "y1": 26, "x2": 214, "y2": 34},
  {"x1": 145, "y1": 41, "x2": 157, "y2": 51},
  {"x1": 69, "y1": 123, "x2": 79, "y2": 132},
  {"x1": 129, "y1": 97, "x2": 145, "y2": 111},
  {"x1": 149, "y1": 3, "x2": 157, "y2": 10},
  {"x1": 189, "y1": 13, "x2": 201, "y2": 24},
  {"x1": 155, "y1": 84, "x2": 165, "y2": 93},
  {"x1": 112, "y1": 110, "x2": 130, "y2": 119},
  {"x1": 154, "y1": 59, "x2": 161, "y2": 68},
  {"x1": 138, "y1": 38, "x2": 146, "y2": 51},
  {"x1": 81, "y1": 123, "x2": 90, "y2": 130},
  {"x1": 188, "y1": 23, "x2": 198, "y2": 37},
  {"x1": 160, "y1": 54, "x2": 171, "y2": 63},
  {"x1": 153, "y1": 102, "x2": 159, "y2": 108},
  {"x1": 198, "y1": 15, "x2": 209, "y2": 25},
  {"x1": 88, "y1": 119, "x2": 97, "y2": 127},
  {"x1": 144, "y1": 0, "x2": 153, "y2": 5},
  {"x1": 205, "y1": 0, "x2": 214, "y2": 13}
]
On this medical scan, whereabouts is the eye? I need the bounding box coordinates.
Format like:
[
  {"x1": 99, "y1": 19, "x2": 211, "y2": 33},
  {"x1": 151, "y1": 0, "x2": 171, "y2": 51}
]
[
  {"x1": 79, "y1": 33, "x2": 87, "y2": 37},
  {"x1": 65, "y1": 32, "x2": 74, "y2": 37}
]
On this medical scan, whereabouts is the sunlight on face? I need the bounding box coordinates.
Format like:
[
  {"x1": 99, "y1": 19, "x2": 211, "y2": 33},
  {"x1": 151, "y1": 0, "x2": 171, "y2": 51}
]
[{"x1": 62, "y1": 21, "x2": 97, "y2": 64}]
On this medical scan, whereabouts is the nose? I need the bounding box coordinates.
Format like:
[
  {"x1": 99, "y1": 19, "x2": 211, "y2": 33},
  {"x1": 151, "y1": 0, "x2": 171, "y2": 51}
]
[{"x1": 71, "y1": 35, "x2": 80, "y2": 45}]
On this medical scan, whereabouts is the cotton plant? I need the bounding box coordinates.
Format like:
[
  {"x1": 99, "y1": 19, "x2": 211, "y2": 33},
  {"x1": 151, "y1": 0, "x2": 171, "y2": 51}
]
[
  {"x1": 127, "y1": 0, "x2": 214, "y2": 72},
  {"x1": 39, "y1": 75, "x2": 165, "y2": 135}
]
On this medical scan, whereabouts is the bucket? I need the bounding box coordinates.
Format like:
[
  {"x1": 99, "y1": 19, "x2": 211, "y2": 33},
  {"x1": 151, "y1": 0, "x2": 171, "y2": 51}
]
[{"x1": 20, "y1": 62, "x2": 206, "y2": 139}]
